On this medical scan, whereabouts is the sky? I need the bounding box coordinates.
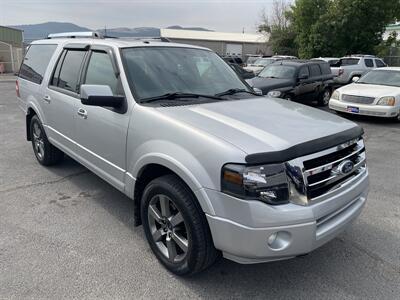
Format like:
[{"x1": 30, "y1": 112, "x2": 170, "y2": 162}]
[{"x1": 1, "y1": 0, "x2": 284, "y2": 33}]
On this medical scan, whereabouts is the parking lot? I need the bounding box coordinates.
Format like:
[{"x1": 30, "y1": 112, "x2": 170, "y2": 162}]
[{"x1": 0, "y1": 80, "x2": 399, "y2": 299}]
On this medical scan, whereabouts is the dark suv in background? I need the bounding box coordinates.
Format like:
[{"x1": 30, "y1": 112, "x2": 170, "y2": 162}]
[{"x1": 248, "y1": 60, "x2": 334, "y2": 106}]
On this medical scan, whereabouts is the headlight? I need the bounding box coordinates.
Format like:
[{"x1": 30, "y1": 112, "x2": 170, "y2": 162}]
[
  {"x1": 377, "y1": 96, "x2": 395, "y2": 106},
  {"x1": 221, "y1": 163, "x2": 290, "y2": 205},
  {"x1": 267, "y1": 90, "x2": 282, "y2": 98},
  {"x1": 331, "y1": 90, "x2": 340, "y2": 100}
]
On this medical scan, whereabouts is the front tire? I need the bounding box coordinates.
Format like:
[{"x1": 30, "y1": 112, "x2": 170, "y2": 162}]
[
  {"x1": 30, "y1": 115, "x2": 64, "y2": 166},
  {"x1": 141, "y1": 175, "x2": 219, "y2": 276},
  {"x1": 318, "y1": 88, "x2": 331, "y2": 106}
]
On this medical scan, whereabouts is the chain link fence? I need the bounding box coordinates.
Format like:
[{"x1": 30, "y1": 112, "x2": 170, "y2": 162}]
[{"x1": 384, "y1": 56, "x2": 400, "y2": 67}]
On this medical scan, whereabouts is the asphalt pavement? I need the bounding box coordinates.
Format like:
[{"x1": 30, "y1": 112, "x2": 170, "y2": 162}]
[{"x1": 0, "y1": 81, "x2": 399, "y2": 299}]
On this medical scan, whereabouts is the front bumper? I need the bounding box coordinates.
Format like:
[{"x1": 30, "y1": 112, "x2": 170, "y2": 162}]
[
  {"x1": 204, "y1": 170, "x2": 369, "y2": 264},
  {"x1": 329, "y1": 99, "x2": 400, "y2": 118}
]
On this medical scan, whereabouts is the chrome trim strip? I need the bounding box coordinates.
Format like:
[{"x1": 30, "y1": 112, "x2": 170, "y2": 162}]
[{"x1": 45, "y1": 125, "x2": 126, "y2": 173}]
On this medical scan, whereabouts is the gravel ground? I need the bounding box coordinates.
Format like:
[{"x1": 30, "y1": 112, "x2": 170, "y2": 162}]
[{"x1": 0, "y1": 82, "x2": 399, "y2": 299}]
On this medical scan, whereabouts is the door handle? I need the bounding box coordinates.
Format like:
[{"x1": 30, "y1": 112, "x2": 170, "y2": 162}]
[
  {"x1": 77, "y1": 108, "x2": 88, "y2": 119},
  {"x1": 43, "y1": 95, "x2": 51, "y2": 103}
]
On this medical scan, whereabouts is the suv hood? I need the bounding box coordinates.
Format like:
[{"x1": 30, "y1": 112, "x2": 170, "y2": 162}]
[
  {"x1": 339, "y1": 83, "x2": 400, "y2": 98},
  {"x1": 248, "y1": 77, "x2": 294, "y2": 94},
  {"x1": 158, "y1": 97, "x2": 358, "y2": 156}
]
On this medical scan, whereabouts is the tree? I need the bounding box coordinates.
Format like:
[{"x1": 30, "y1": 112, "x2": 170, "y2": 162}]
[
  {"x1": 258, "y1": 0, "x2": 298, "y2": 56},
  {"x1": 291, "y1": 0, "x2": 400, "y2": 58}
]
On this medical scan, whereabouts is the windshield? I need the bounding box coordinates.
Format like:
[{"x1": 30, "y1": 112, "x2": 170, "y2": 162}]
[
  {"x1": 357, "y1": 70, "x2": 400, "y2": 87},
  {"x1": 246, "y1": 57, "x2": 260, "y2": 64},
  {"x1": 258, "y1": 65, "x2": 296, "y2": 79},
  {"x1": 122, "y1": 47, "x2": 250, "y2": 101},
  {"x1": 254, "y1": 58, "x2": 276, "y2": 66}
]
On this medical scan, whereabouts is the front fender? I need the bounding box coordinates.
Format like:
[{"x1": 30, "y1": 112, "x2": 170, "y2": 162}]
[{"x1": 128, "y1": 140, "x2": 218, "y2": 214}]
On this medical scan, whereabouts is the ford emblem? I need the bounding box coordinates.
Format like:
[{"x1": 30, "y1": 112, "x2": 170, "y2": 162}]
[{"x1": 337, "y1": 160, "x2": 354, "y2": 175}]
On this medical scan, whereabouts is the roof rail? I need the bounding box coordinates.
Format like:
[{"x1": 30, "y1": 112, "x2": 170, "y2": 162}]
[
  {"x1": 117, "y1": 36, "x2": 171, "y2": 42},
  {"x1": 47, "y1": 31, "x2": 104, "y2": 39}
]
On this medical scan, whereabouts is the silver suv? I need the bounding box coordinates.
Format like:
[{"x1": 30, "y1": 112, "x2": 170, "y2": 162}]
[
  {"x1": 17, "y1": 32, "x2": 369, "y2": 275},
  {"x1": 331, "y1": 55, "x2": 386, "y2": 84}
]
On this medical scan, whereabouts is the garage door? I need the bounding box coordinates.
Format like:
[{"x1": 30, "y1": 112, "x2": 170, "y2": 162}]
[{"x1": 226, "y1": 44, "x2": 243, "y2": 57}]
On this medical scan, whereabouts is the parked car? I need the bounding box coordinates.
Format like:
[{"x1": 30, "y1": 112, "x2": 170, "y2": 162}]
[
  {"x1": 329, "y1": 67, "x2": 400, "y2": 121},
  {"x1": 244, "y1": 57, "x2": 282, "y2": 75},
  {"x1": 222, "y1": 56, "x2": 244, "y2": 66},
  {"x1": 229, "y1": 63, "x2": 255, "y2": 79},
  {"x1": 311, "y1": 57, "x2": 339, "y2": 67},
  {"x1": 245, "y1": 54, "x2": 262, "y2": 65},
  {"x1": 248, "y1": 60, "x2": 334, "y2": 105},
  {"x1": 331, "y1": 55, "x2": 387, "y2": 85},
  {"x1": 17, "y1": 32, "x2": 369, "y2": 276}
]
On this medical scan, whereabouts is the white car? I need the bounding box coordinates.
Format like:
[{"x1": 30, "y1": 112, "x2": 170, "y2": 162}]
[
  {"x1": 244, "y1": 57, "x2": 280, "y2": 75},
  {"x1": 329, "y1": 67, "x2": 400, "y2": 121}
]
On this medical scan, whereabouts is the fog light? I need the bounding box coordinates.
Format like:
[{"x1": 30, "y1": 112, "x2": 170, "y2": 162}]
[{"x1": 267, "y1": 231, "x2": 291, "y2": 250}]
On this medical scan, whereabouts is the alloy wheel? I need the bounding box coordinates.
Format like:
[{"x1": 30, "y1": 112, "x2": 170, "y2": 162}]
[
  {"x1": 147, "y1": 194, "x2": 189, "y2": 263},
  {"x1": 322, "y1": 90, "x2": 331, "y2": 105},
  {"x1": 32, "y1": 121, "x2": 45, "y2": 160}
]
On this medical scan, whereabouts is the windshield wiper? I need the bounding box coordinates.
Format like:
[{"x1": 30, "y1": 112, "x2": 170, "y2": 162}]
[
  {"x1": 215, "y1": 88, "x2": 261, "y2": 97},
  {"x1": 141, "y1": 92, "x2": 223, "y2": 103}
]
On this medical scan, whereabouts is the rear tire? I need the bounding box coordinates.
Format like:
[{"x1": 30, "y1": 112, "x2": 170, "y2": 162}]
[
  {"x1": 318, "y1": 88, "x2": 331, "y2": 106},
  {"x1": 30, "y1": 115, "x2": 64, "y2": 166},
  {"x1": 141, "y1": 174, "x2": 219, "y2": 276}
]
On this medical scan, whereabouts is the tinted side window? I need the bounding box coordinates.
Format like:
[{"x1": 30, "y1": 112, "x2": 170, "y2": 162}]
[
  {"x1": 365, "y1": 59, "x2": 374, "y2": 67},
  {"x1": 319, "y1": 63, "x2": 332, "y2": 75},
  {"x1": 57, "y1": 50, "x2": 86, "y2": 93},
  {"x1": 340, "y1": 58, "x2": 360, "y2": 66},
  {"x1": 298, "y1": 66, "x2": 309, "y2": 78},
  {"x1": 84, "y1": 51, "x2": 118, "y2": 94},
  {"x1": 375, "y1": 59, "x2": 385, "y2": 68},
  {"x1": 19, "y1": 44, "x2": 57, "y2": 84},
  {"x1": 309, "y1": 64, "x2": 322, "y2": 77}
]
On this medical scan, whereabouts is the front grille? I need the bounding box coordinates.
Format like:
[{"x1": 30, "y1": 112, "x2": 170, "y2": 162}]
[
  {"x1": 286, "y1": 137, "x2": 367, "y2": 203},
  {"x1": 342, "y1": 94, "x2": 375, "y2": 104}
]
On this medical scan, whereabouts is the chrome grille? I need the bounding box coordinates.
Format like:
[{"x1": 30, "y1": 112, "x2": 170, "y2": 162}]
[
  {"x1": 342, "y1": 94, "x2": 375, "y2": 104},
  {"x1": 285, "y1": 138, "x2": 367, "y2": 205}
]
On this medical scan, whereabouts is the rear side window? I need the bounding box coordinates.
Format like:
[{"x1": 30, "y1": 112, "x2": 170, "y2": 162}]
[
  {"x1": 319, "y1": 63, "x2": 332, "y2": 75},
  {"x1": 298, "y1": 66, "x2": 309, "y2": 78},
  {"x1": 51, "y1": 50, "x2": 86, "y2": 93},
  {"x1": 365, "y1": 59, "x2": 374, "y2": 67},
  {"x1": 375, "y1": 59, "x2": 386, "y2": 68},
  {"x1": 84, "y1": 51, "x2": 119, "y2": 94},
  {"x1": 19, "y1": 44, "x2": 57, "y2": 84},
  {"x1": 339, "y1": 58, "x2": 360, "y2": 66},
  {"x1": 309, "y1": 64, "x2": 322, "y2": 77}
]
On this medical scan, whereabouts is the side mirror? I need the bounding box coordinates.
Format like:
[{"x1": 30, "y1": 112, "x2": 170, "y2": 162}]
[
  {"x1": 80, "y1": 84, "x2": 124, "y2": 108},
  {"x1": 352, "y1": 76, "x2": 360, "y2": 82},
  {"x1": 253, "y1": 87, "x2": 263, "y2": 95}
]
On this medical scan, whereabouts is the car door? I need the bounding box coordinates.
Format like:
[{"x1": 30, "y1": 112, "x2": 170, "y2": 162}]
[
  {"x1": 296, "y1": 65, "x2": 315, "y2": 100},
  {"x1": 44, "y1": 45, "x2": 88, "y2": 154},
  {"x1": 73, "y1": 46, "x2": 130, "y2": 191}
]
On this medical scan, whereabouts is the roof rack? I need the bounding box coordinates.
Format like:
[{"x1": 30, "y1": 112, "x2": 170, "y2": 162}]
[
  {"x1": 47, "y1": 31, "x2": 104, "y2": 39},
  {"x1": 117, "y1": 36, "x2": 171, "y2": 42}
]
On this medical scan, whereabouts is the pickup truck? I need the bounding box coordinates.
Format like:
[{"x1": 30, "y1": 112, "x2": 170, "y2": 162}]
[
  {"x1": 16, "y1": 32, "x2": 369, "y2": 276},
  {"x1": 331, "y1": 55, "x2": 386, "y2": 85}
]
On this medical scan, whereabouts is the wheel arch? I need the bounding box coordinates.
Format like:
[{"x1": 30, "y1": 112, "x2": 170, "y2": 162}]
[{"x1": 130, "y1": 157, "x2": 215, "y2": 226}]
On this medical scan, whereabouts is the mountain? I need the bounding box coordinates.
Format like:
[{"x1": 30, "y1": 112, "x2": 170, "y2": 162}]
[{"x1": 10, "y1": 22, "x2": 91, "y2": 41}]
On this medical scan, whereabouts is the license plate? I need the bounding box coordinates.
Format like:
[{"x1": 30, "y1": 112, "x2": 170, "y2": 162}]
[{"x1": 347, "y1": 106, "x2": 359, "y2": 113}]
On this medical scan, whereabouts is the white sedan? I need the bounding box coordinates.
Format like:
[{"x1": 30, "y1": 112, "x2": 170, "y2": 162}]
[{"x1": 329, "y1": 67, "x2": 400, "y2": 121}]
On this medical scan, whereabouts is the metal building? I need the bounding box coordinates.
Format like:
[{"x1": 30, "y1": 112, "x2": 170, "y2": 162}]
[
  {"x1": 160, "y1": 29, "x2": 270, "y2": 58},
  {"x1": 0, "y1": 25, "x2": 24, "y2": 73}
]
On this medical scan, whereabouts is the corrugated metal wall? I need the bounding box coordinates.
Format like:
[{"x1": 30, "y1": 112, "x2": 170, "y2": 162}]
[
  {"x1": 0, "y1": 26, "x2": 23, "y2": 47},
  {"x1": 167, "y1": 38, "x2": 271, "y2": 57}
]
